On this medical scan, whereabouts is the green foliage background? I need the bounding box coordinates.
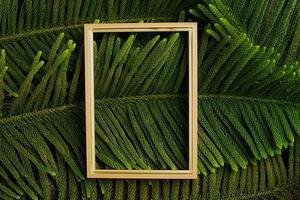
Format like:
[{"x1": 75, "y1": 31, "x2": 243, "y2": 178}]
[{"x1": 0, "y1": 0, "x2": 300, "y2": 199}]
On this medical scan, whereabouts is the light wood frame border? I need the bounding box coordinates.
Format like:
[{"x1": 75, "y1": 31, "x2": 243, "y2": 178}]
[{"x1": 84, "y1": 23, "x2": 198, "y2": 179}]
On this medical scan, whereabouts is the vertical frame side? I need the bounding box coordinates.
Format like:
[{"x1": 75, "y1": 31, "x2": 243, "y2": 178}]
[
  {"x1": 85, "y1": 25, "x2": 96, "y2": 177},
  {"x1": 192, "y1": 24, "x2": 198, "y2": 177},
  {"x1": 188, "y1": 28, "x2": 193, "y2": 172}
]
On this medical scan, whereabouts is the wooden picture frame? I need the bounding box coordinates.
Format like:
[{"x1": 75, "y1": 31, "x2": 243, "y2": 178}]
[{"x1": 84, "y1": 23, "x2": 198, "y2": 179}]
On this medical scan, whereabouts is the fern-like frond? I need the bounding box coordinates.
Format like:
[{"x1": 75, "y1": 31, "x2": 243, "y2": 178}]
[
  {"x1": 1, "y1": 93, "x2": 300, "y2": 199},
  {"x1": 0, "y1": 0, "x2": 187, "y2": 36},
  {"x1": 0, "y1": 0, "x2": 300, "y2": 199},
  {"x1": 190, "y1": 13, "x2": 300, "y2": 103},
  {"x1": 0, "y1": 0, "x2": 192, "y2": 94},
  {"x1": 92, "y1": 138, "x2": 300, "y2": 200},
  {"x1": 93, "y1": 32, "x2": 187, "y2": 98},
  {"x1": 199, "y1": 95, "x2": 300, "y2": 173},
  {"x1": 190, "y1": 0, "x2": 300, "y2": 64}
]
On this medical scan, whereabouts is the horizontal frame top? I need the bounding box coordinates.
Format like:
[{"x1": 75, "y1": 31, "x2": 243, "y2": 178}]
[{"x1": 84, "y1": 22, "x2": 197, "y2": 32}]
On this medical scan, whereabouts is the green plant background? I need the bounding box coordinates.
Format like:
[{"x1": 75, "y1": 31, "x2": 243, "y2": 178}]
[{"x1": 0, "y1": 0, "x2": 300, "y2": 199}]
